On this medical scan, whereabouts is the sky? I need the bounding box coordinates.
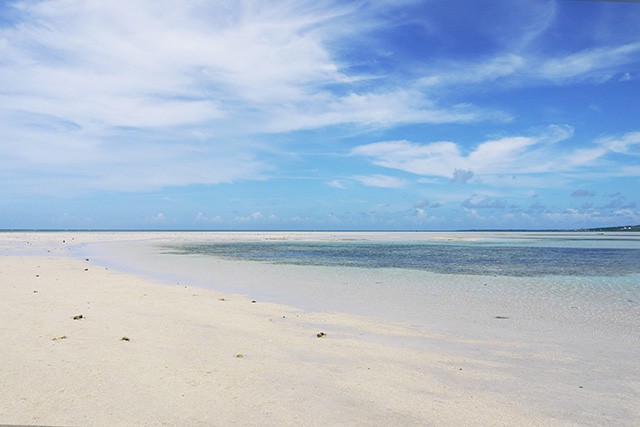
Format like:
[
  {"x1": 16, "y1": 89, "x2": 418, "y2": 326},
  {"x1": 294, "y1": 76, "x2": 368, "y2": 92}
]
[{"x1": 1, "y1": 0, "x2": 639, "y2": 230}]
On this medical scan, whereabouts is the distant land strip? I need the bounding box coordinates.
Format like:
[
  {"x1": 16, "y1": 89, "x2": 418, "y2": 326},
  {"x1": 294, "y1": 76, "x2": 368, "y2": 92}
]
[{"x1": 577, "y1": 225, "x2": 640, "y2": 232}]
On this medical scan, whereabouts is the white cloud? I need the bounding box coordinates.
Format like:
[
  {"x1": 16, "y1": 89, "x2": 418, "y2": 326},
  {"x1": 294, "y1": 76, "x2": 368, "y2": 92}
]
[
  {"x1": 327, "y1": 180, "x2": 347, "y2": 189},
  {"x1": 566, "y1": 147, "x2": 607, "y2": 167},
  {"x1": 1, "y1": 0, "x2": 469, "y2": 138},
  {"x1": 2, "y1": 0, "x2": 504, "y2": 196},
  {"x1": 450, "y1": 169, "x2": 474, "y2": 184},
  {"x1": 612, "y1": 209, "x2": 639, "y2": 219},
  {"x1": 467, "y1": 136, "x2": 538, "y2": 169},
  {"x1": 597, "y1": 132, "x2": 640, "y2": 155},
  {"x1": 1, "y1": 0, "x2": 639, "y2": 215},
  {"x1": 233, "y1": 211, "x2": 277, "y2": 222},
  {"x1": 571, "y1": 190, "x2": 595, "y2": 198},
  {"x1": 350, "y1": 125, "x2": 617, "y2": 183},
  {"x1": 418, "y1": 40, "x2": 640, "y2": 91},
  {"x1": 351, "y1": 140, "x2": 461, "y2": 177},
  {"x1": 539, "y1": 42, "x2": 640, "y2": 83},
  {"x1": 195, "y1": 212, "x2": 224, "y2": 223},
  {"x1": 150, "y1": 212, "x2": 167, "y2": 223},
  {"x1": 418, "y1": 54, "x2": 526, "y2": 88},
  {"x1": 462, "y1": 196, "x2": 507, "y2": 210},
  {"x1": 265, "y1": 91, "x2": 503, "y2": 132},
  {"x1": 353, "y1": 174, "x2": 406, "y2": 188}
]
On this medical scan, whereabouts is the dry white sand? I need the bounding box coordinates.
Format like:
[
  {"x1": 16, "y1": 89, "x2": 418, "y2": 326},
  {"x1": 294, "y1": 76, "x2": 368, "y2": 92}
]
[{"x1": 1, "y1": 232, "x2": 638, "y2": 426}]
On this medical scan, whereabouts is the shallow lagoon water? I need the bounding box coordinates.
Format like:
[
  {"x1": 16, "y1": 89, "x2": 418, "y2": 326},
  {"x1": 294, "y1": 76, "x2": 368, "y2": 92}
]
[
  {"x1": 85, "y1": 232, "x2": 640, "y2": 334},
  {"x1": 164, "y1": 238, "x2": 640, "y2": 277}
]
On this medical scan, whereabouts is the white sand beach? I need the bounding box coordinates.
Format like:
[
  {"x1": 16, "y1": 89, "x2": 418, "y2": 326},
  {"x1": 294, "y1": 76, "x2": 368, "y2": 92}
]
[{"x1": 1, "y1": 232, "x2": 638, "y2": 426}]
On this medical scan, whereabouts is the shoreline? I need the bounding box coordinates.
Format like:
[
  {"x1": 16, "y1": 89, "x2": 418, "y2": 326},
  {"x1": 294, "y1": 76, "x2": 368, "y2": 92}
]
[{"x1": 1, "y1": 232, "x2": 639, "y2": 425}]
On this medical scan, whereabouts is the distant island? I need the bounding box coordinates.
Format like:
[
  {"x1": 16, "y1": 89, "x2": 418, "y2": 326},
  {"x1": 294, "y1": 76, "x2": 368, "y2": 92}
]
[{"x1": 578, "y1": 225, "x2": 640, "y2": 232}]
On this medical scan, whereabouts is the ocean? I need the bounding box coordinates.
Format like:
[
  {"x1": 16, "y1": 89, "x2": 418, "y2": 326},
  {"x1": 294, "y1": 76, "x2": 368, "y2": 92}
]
[{"x1": 162, "y1": 234, "x2": 640, "y2": 277}]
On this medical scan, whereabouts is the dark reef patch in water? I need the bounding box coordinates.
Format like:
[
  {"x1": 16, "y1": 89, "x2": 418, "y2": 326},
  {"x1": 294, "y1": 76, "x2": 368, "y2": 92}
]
[{"x1": 163, "y1": 241, "x2": 640, "y2": 277}]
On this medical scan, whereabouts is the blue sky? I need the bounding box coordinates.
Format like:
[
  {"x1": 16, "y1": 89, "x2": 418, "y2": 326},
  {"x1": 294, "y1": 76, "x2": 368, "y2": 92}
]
[{"x1": 1, "y1": 0, "x2": 639, "y2": 230}]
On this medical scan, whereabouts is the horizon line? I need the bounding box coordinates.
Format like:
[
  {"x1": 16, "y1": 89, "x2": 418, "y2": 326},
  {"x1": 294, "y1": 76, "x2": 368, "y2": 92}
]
[{"x1": 1, "y1": 226, "x2": 638, "y2": 233}]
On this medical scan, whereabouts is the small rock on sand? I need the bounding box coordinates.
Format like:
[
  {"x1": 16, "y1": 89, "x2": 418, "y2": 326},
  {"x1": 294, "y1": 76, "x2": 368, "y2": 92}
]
[
  {"x1": 317, "y1": 332, "x2": 326, "y2": 338},
  {"x1": 73, "y1": 314, "x2": 84, "y2": 320}
]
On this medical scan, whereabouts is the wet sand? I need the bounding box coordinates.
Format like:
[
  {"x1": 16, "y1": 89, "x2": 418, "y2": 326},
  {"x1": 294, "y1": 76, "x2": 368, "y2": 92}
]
[{"x1": 0, "y1": 231, "x2": 638, "y2": 426}]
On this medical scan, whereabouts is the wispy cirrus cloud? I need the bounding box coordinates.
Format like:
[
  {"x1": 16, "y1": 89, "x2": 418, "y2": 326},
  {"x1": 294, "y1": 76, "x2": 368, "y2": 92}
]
[
  {"x1": 0, "y1": 0, "x2": 510, "y2": 195},
  {"x1": 418, "y1": 41, "x2": 640, "y2": 91},
  {"x1": 414, "y1": 0, "x2": 640, "y2": 91},
  {"x1": 1, "y1": 0, "x2": 491, "y2": 135},
  {"x1": 538, "y1": 41, "x2": 640, "y2": 83},
  {"x1": 265, "y1": 91, "x2": 502, "y2": 132}
]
